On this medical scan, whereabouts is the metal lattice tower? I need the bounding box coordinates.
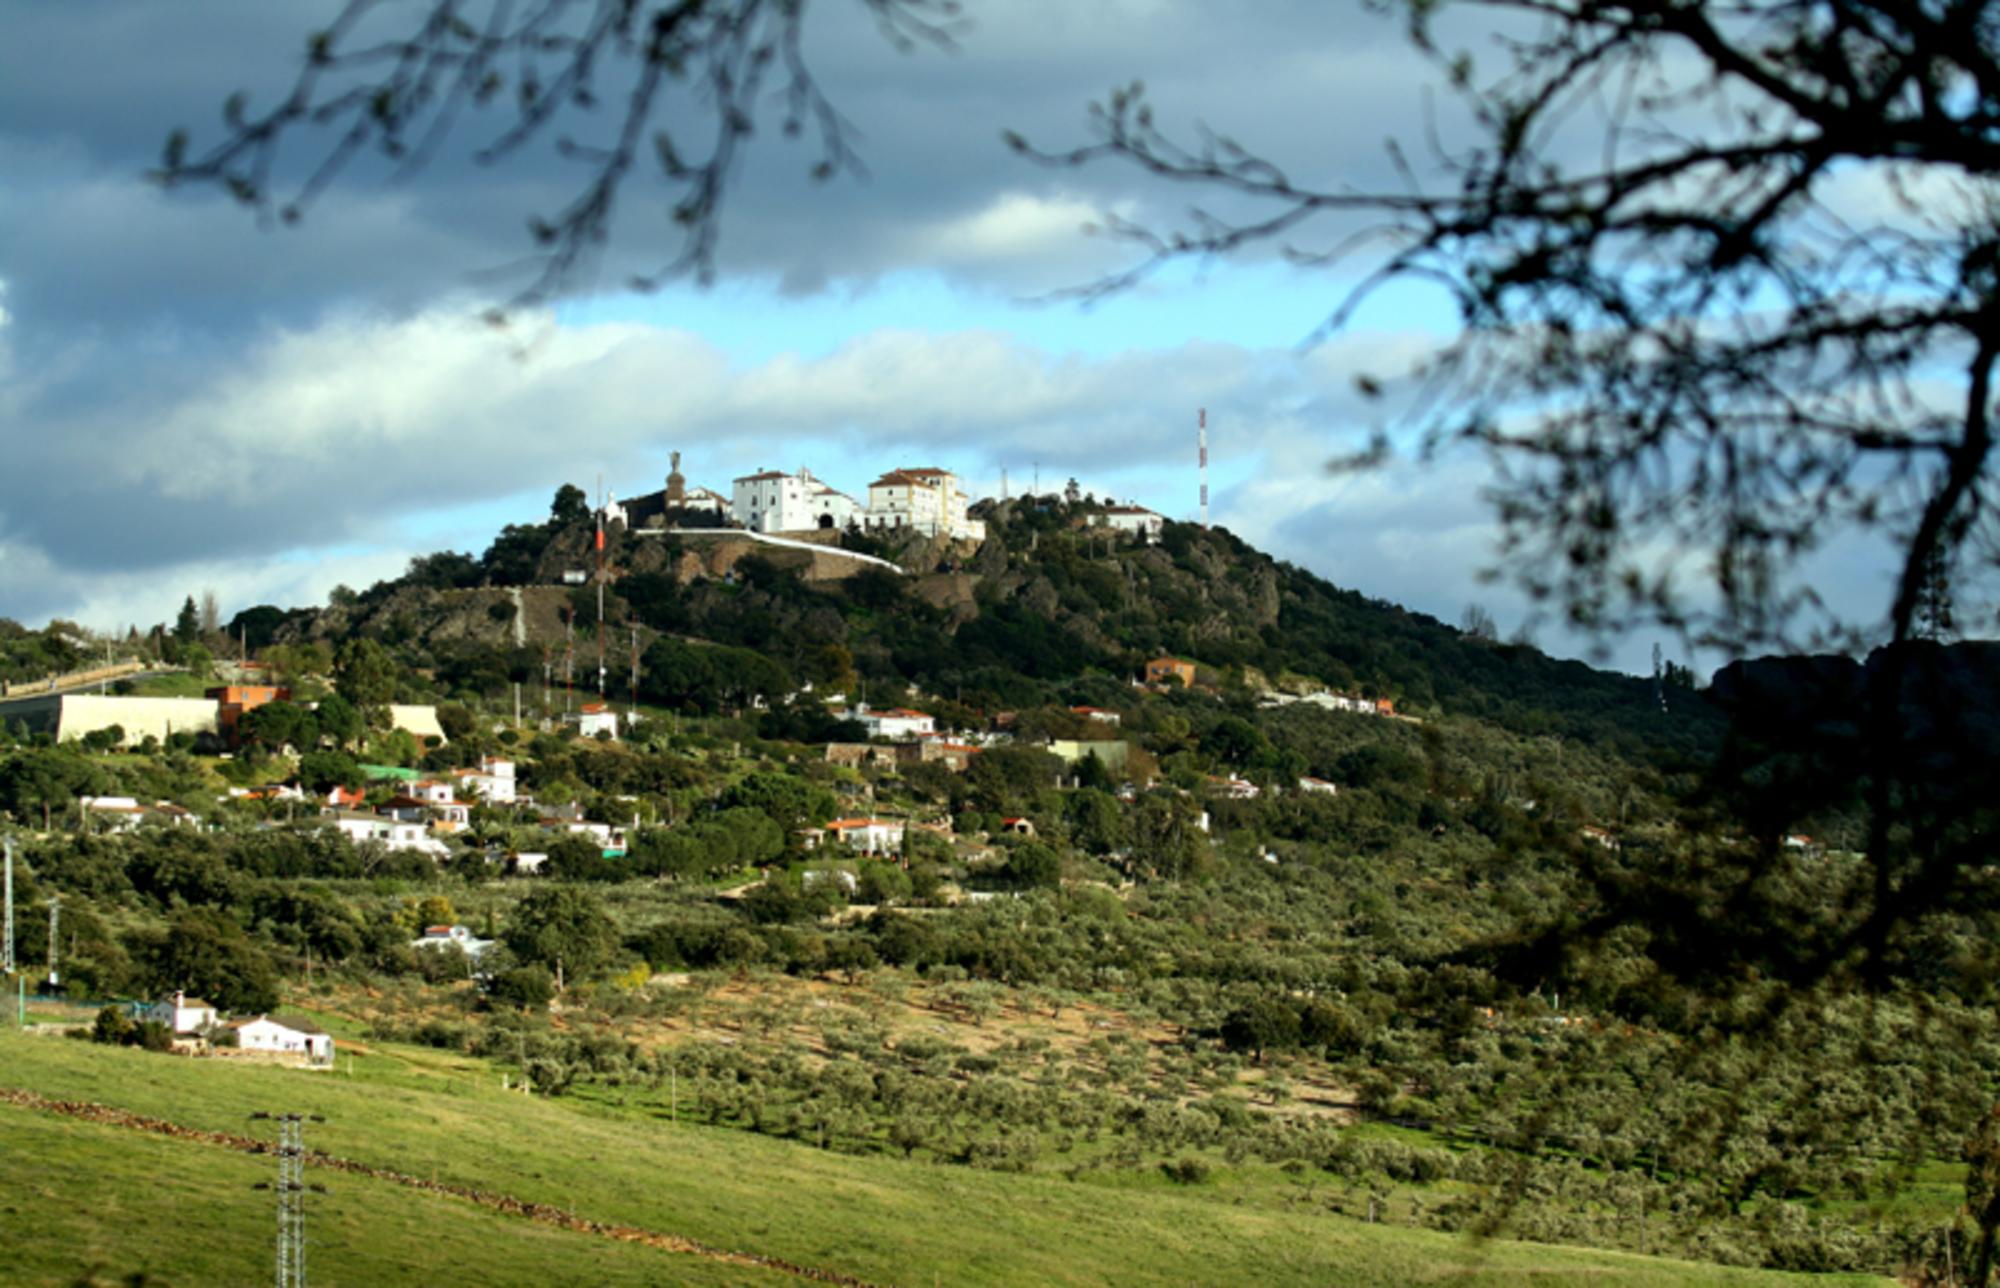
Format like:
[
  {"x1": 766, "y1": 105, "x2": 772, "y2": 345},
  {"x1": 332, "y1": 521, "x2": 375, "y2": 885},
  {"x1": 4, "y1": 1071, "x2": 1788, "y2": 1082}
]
[{"x1": 252, "y1": 1113, "x2": 325, "y2": 1288}]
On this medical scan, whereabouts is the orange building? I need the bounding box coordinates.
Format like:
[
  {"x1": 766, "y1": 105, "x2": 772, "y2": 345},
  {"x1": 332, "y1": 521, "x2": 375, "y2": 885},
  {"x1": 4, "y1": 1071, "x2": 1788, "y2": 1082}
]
[
  {"x1": 207, "y1": 684, "x2": 291, "y2": 747},
  {"x1": 1143, "y1": 656, "x2": 1197, "y2": 688}
]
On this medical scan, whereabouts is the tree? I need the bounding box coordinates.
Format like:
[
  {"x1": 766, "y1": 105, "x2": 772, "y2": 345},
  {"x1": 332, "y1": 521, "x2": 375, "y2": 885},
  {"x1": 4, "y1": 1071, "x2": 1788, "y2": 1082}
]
[
  {"x1": 172, "y1": 596, "x2": 199, "y2": 647},
  {"x1": 1032, "y1": 7, "x2": 2000, "y2": 661},
  {"x1": 136, "y1": 909, "x2": 281, "y2": 1014},
  {"x1": 505, "y1": 886, "x2": 619, "y2": 988},
  {"x1": 334, "y1": 638, "x2": 398, "y2": 723},
  {"x1": 315, "y1": 692, "x2": 364, "y2": 751},
  {"x1": 550, "y1": 484, "x2": 591, "y2": 529}
]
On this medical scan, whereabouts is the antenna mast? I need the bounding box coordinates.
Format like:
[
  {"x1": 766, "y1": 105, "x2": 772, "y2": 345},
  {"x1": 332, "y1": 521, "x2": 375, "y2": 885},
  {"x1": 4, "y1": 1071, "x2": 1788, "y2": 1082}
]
[
  {"x1": 1198, "y1": 408, "x2": 1209, "y2": 529},
  {"x1": 595, "y1": 474, "x2": 607, "y2": 697}
]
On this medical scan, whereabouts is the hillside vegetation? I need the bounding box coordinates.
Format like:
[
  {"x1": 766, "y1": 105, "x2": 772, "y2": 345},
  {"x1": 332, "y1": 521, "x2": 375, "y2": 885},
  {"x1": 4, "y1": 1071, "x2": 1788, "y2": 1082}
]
[{"x1": 1, "y1": 489, "x2": 1994, "y2": 1283}]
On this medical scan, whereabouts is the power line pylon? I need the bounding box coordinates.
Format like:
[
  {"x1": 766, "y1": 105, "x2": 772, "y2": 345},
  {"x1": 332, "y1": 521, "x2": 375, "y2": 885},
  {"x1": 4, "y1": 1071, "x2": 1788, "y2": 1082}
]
[{"x1": 251, "y1": 1112, "x2": 326, "y2": 1288}]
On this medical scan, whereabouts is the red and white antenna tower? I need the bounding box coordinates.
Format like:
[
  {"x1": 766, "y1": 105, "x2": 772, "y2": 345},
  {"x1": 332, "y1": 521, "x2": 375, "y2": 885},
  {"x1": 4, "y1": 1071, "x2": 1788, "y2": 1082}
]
[{"x1": 1198, "y1": 408, "x2": 1209, "y2": 529}]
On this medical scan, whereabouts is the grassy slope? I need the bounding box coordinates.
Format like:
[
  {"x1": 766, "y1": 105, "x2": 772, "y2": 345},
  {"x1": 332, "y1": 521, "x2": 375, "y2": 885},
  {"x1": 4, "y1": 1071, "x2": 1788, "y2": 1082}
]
[
  {"x1": 0, "y1": 1031, "x2": 1889, "y2": 1287},
  {"x1": 0, "y1": 1104, "x2": 784, "y2": 1287}
]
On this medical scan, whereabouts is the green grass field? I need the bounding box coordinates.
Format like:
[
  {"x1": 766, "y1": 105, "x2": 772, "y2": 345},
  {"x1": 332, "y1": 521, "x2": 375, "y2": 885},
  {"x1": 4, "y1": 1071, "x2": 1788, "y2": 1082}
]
[{"x1": 0, "y1": 1029, "x2": 1894, "y2": 1286}]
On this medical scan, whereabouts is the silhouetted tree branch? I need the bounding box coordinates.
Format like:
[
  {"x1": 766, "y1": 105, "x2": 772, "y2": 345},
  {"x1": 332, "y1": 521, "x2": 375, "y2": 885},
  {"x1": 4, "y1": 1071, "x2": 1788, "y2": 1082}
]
[
  {"x1": 1016, "y1": 0, "x2": 2000, "y2": 658},
  {"x1": 156, "y1": 0, "x2": 961, "y2": 312}
]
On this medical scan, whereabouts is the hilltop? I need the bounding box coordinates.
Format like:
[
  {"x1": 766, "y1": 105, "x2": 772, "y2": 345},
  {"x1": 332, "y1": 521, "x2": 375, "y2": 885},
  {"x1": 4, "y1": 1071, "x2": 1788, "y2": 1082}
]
[{"x1": 247, "y1": 488, "x2": 1720, "y2": 761}]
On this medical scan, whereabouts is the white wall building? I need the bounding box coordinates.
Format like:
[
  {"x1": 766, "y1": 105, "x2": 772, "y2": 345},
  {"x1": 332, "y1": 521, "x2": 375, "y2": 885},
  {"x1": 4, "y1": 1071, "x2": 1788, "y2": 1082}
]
[
  {"x1": 411, "y1": 924, "x2": 496, "y2": 961},
  {"x1": 571, "y1": 703, "x2": 620, "y2": 739},
  {"x1": 733, "y1": 467, "x2": 856, "y2": 533},
  {"x1": 228, "y1": 1015, "x2": 334, "y2": 1064},
  {"x1": 1095, "y1": 504, "x2": 1166, "y2": 542},
  {"x1": 326, "y1": 811, "x2": 450, "y2": 858},
  {"x1": 846, "y1": 706, "x2": 936, "y2": 739},
  {"x1": 824, "y1": 817, "x2": 907, "y2": 856},
  {"x1": 457, "y1": 757, "x2": 517, "y2": 804},
  {"x1": 863, "y1": 467, "x2": 985, "y2": 541},
  {"x1": 148, "y1": 992, "x2": 220, "y2": 1035}
]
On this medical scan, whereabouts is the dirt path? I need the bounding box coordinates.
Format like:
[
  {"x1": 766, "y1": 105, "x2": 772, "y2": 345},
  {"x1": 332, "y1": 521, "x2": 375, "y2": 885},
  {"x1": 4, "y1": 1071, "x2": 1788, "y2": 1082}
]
[{"x1": 0, "y1": 1085, "x2": 879, "y2": 1287}]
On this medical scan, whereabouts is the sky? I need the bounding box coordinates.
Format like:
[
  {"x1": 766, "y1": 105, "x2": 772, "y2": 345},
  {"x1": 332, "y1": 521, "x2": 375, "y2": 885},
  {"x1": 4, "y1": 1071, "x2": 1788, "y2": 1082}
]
[{"x1": 0, "y1": 1, "x2": 1911, "y2": 675}]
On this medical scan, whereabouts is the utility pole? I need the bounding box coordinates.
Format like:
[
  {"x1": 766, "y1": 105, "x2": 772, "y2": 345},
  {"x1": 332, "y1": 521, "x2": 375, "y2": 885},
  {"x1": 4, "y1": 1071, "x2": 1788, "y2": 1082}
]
[
  {"x1": 3, "y1": 837, "x2": 14, "y2": 977},
  {"x1": 629, "y1": 624, "x2": 639, "y2": 725},
  {"x1": 251, "y1": 1112, "x2": 327, "y2": 1288},
  {"x1": 45, "y1": 897, "x2": 59, "y2": 989}
]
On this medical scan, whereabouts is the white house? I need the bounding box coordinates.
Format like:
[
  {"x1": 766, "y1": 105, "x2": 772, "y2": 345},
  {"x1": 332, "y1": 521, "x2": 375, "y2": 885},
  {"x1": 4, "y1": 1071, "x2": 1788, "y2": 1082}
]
[
  {"x1": 81, "y1": 796, "x2": 195, "y2": 832},
  {"x1": 538, "y1": 818, "x2": 625, "y2": 853},
  {"x1": 1069, "y1": 706, "x2": 1122, "y2": 726},
  {"x1": 411, "y1": 924, "x2": 496, "y2": 962},
  {"x1": 1298, "y1": 776, "x2": 1340, "y2": 796},
  {"x1": 1095, "y1": 504, "x2": 1166, "y2": 542},
  {"x1": 228, "y1": 1014, "x2": 334, "y2": 1065},
  {"x1": 380, "y1": 789, "x2": 470, "y2": 829},
  {"x1": 846, "y1": 706, "x2": 935, "y2": 739},
  {"x1": 824, "y1": 817, "x2": 906, "y2": 856},
  {"x1": 326, "y1": 810, "x2": 450, "y2": 858},
  {"x1": 863, "y1": 467, "x2": 985, "y2": 541},
  {"x1": 457, "y1": 757, "x2": 516, "y2": 804},
  {"x1": 148, "y1": 991, "x2": 220, "y2": 1036},
  {"x1": 571, "y1": 703, "x2": 620, "y2": 739}
]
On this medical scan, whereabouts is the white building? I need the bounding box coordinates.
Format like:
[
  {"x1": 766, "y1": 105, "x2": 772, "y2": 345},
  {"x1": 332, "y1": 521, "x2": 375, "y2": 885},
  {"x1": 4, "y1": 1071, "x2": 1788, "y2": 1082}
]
[
  {"x1": 325, "y1": 810, "x2": 451, "y2": 858},
  {"x1": 571, "y1": 703, "x2": 620, "y2": 739},
  {"x1": 1298, "y1": 776, "x2": 1340, "y2": 796},
  {"x1": 846, "y1": 706, "x2": 936, "y2": 739},
  {"x1": 863, "y1": 467, "x2": 985, "y2": 541},
  {"x1": 824, "y1": 817, "x2": 907, "y2": 856},
  {"x1": 456, "y1": 757, "x2": 516, "y2": 805},
  {"x1": 411, "y1": 924, "x2": 496, "y2": 962},
  {"x1": 1095, "y1": 504, "x2": 1166, "y2": 542},
  {"x1": 732, "y1": 467, "x2": 857, "y2": 533},
  {"x1": 228, "y1": 1015, "x2": 334, "y2": 1065},
  {"x1": 148, "y1": 991, "x2": 219, "y2": 1036}
]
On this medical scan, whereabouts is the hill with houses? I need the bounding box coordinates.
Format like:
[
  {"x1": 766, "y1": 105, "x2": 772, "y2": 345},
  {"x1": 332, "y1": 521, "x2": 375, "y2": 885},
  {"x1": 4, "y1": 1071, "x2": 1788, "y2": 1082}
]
[{"x1": 4, "y1": 469, "x2": 1987, "y2": 1284}]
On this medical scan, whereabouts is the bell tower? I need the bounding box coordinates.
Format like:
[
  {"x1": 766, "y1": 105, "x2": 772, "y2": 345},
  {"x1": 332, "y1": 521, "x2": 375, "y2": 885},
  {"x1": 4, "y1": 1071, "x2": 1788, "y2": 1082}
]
[{"x1": 665, "y1": 450, "x2": 686, "y2": 507}]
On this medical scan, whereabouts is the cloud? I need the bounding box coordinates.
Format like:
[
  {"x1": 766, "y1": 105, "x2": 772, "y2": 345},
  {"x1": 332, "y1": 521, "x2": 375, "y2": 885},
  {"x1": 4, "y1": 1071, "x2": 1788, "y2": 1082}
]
[{"x1": 0, "y1": 304, "x2": 1435, "y2": 626}]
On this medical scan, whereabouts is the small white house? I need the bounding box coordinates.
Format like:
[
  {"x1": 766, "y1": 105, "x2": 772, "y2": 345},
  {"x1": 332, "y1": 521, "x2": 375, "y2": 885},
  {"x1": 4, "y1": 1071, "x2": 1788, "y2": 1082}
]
[
  {"x1": 1298, "y1": 776, "x2": 1339, "y2": 796},
  {"x1": 411, "y1": 924, "x2": 496, "y2": 962},
  {"x1": 228, "y1": 1014, "x2": 334, "y2": 1065},
  {"x1": 571, "y1": 704, "x2": 620, "y2": 739},
  {"x1": 148, "y1": 991, "x2": 219, "y2": 1036}
]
